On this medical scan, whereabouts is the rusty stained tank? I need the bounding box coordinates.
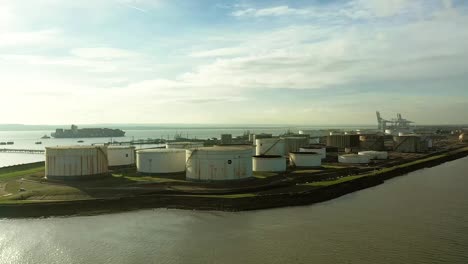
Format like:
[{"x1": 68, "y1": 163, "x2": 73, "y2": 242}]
[
  {"x1": 326, "y1": 135, "x2": 360, "y2": 149},
  {"x1": 45, "y1": 146, "x2": 109, "y2": 180},
  {"x1": 359, "y1": 134, "x2": 385, "y2": 151},
  {"x1": 393, "y1": 136, "x2": 429, "y2": 153}
]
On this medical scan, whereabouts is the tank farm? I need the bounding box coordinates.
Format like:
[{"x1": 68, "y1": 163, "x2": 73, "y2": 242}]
[{"x1": 1, "y1": 113, "x2": 468, "y2": 218}]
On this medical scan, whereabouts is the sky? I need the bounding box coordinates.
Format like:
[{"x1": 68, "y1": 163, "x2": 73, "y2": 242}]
[{"x1": 0, "y1": 0, "x2": 467, "y2": 125}]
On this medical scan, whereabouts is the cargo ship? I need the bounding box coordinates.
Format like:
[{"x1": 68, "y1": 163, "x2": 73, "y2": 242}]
[{"x1": 51, "y1": 125, "x2": 125, "y2": 138}]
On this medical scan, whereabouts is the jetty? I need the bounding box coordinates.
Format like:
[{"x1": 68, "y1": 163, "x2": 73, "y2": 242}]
[{"x1": 0, "y1": 148, "x2": 45, "y2": 154}]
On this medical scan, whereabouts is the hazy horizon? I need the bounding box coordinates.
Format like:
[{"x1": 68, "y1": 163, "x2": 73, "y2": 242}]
[{"x1": 1, "y1": 0, "x2": 467, "y2": 125}]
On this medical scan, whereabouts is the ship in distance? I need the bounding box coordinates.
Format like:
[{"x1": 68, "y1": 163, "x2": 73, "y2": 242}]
[{"x1": 51, "y1": 125, "x2": 125, "y2": 138}]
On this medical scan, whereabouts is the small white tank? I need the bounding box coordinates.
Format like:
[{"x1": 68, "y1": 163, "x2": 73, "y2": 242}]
[
  {"x1": 186, "y1": 146, "x2": 253, "y2": 181},
  {"x1": 299, "y1": 147, "x2": 326, "y2": 159},
  {"x1": 255, "y1": 138, "x2": 285, "y2": 156},
  {"x1": 289, "y1": 152, "x2": 322, "y2": 168},
  {"x1": 358, "y1": 151, "x2": 388, "y2": 160},
  {"x1": 338, "y1": 154, "x2": 370, "y2": 164},
  {"x1": 45, "y1": 146, "x2": 109, "y2": 180},
  {"x1": 107, "y1": 146, "x2": 136, "y2": 167},
  {"x1": 252, "y1": 155, "x2": 286, "y2": 172},
  {"x1": 166, "y1": 142, "x2": 204, "y2": 149},
  {"x1": 137, "y1": 149, "x2": 186, "y2": 174}
]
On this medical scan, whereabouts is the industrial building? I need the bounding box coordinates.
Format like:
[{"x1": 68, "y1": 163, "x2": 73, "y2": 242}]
[
  {"x1": 107, "y1": 146, "x2": 136, "y2": 167},
  {"x1": 186, "y1": 146, "x2": 253, "y2": 181},
  {"x1": 136, "y1": 149, "x2": 186, "y2": 174},
  {"x1": 393, "y1": 136, "x2": 430, "y2": 153},
  {"x1": 289, "y1": 152, "x2": 322, "y2": 168},
  {"x1": 252, "y1": 155, "x2": 286, "y2": 172},
  {"x1": 326, "y1": 135, "x2": 360, "y2": 149},
  {"x1": 45, "y1": 146, "x2": 109, "y2": 180}
]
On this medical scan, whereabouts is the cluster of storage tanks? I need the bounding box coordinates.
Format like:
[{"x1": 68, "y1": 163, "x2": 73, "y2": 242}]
[
  {"x1": 45, "y1": 145, "x2": 136, "y2": 180},
  {"x1": 45, "y1": 135, "x2": 331, "y2": 181}
]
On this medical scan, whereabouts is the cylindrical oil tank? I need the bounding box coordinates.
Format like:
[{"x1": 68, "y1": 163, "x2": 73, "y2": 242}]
[
  {"x1": 338, "y1": 154, "x2": 370, "y2": 164},
  {"x1": 252, "y1": 155, "x2": 286, "y2": 172},
  {"x1": 215, "y1": 144, "x2": 255, "y2": 156},
  {"x1": 186, "y1": 146, "x2": 252, "y2": 181},
  {"x1": 460, "y1": 133, "x2": 468, "y2": 143},
  {"x1": 45, "y1": 146, "x2": 109, "y2": 180},
  {"x1": 251, "y1": 133, "x2": 273, "y2": 143},
  {"x1": 327, "y1": 135, "x2": 360, "y2": 149},
  {"x1": 358, "y1": 151, "x2": 388, "y2": 160},
  {"x1": 282, "y1": 137, "x2": 310, "y2": 154},
  {"x1": 107, "y1": 146, "x2": 136, "y2": 167},
  {"x1": 299, "y1": 146, "x2": 326, "y2": 159},
  {"x1": 166, "y1": 142, "x2": 204, "y2": 149},
  {"x1": 325, "y1": 146, "x2": 339, "y2": 162},
  {"x1": 137, "y1": 149, "x2": 186, "y2": 174},
  {"x1": 289, "y1": 152, "x2": 322, "y2": 168},
  {"x1": 220, "y1": 134, "x2": 232, "y2": 145},
  {"x1": 393, "y1": 136, "x2": 428, "y2": 153},
  {"x1": 359, "y1": 134, "x2": 385, "y2": 151},
  {"x1": 255, "y1": 138, "x2": 285, "y2": 156}
]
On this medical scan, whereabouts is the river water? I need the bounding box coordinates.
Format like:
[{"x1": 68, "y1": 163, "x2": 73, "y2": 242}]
[{"x1": 1, "y1": 157, "x2": 467, "y2": 264}]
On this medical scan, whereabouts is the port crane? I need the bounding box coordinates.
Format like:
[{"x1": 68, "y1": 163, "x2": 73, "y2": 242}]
[{"x1": 376, "y1": 111, "x2": 414, "y2": 132}]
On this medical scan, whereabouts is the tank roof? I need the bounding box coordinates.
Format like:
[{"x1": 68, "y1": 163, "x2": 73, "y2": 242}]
[
  {"x1": 137, "y1": 148, "x2": 184, "y2": 153},
  {"x1": 190, "y1": 146, "x2": 252, "y2": 152},
  {"x1": 46, "y1": 145, "x2": 106, "y2": 150},
  {"x1": 108, "y1": 145, "x2": 136, "y2": 149}
]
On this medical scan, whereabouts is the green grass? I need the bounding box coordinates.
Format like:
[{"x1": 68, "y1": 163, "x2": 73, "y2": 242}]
[
  {"x1": 121, "y1": 175, "x2": 186, "y2": 183},
  {"x1": 321, "y1": 165, "x2": 346, "y2": 169},
  {"x1": 303, "y1": 154, "x2": 451, "y2": 187},
  {"x1": 0, "y1": 166, "x2": 45, "y2": 181},
  {"x1": 253, "y1": 172, "x2": 279, "y2": 179},
  {"x1": 292, "y1": 169, "x2": 323, "y2": 174},
  {"x1": 175, "y1": 193, "x2": 257, "y2": 198},
  {"x1": 302, "y1": 175, "x2": 365, "y2": 187}
]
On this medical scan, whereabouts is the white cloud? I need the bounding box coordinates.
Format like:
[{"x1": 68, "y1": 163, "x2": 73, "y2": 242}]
[
  {"x1": 0, "y1": 29, "x2": 59, "y2": 47},
  {"x1": 232, "y1": 6, "x2": 310, "y2": 17},
  {"x1": 70, "y1": 48, "x2": 141, "y2": 60}
]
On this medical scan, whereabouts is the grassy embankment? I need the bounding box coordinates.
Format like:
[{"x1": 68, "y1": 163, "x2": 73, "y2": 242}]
[{"x1": 303, "y1": 153, "x2": 453, "y2": 187}]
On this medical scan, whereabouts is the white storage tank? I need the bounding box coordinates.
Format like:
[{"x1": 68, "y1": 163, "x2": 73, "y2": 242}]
[
  {"x1": 166, "y1": 142, "x2": 204, "y2": 149},
  {"x1": 338, "y1": 154, "x2": 370, "y2": 164},
  {"x1": 358, "y1": 151, "x2": 388, "y2": 160},
  {"x1": 107, "y1": 146, "x2": 136, "y2": 167},
  {"x1": 186, "y1": 146, "x2": 253, "y2": 181},
  {"x1": 45, "y1": 146, "x2": 109, "y2": 180},
  {"x1": 255, "y1": 138, "x2": 285, "y2": 156},
  {"x1": 299, "y1": 146, "x2": 326, "y2": 159},
  {"x1": 137, "y1": 149, "x2": 186, "y2": 174},
  {"x1": 252, "y1": 155, "x2": 286, "y2": 172},
  {"x1": 290, "y1": 152, "x2": 322, "y2": 168}
]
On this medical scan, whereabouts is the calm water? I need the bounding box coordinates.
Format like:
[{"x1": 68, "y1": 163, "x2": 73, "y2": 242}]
[
  {"x1": 0, "y1": 126, "x2": 369, "y2": 168},
  {"x1": 1, "y1": 157, "x2": 467, "y2": 264}
]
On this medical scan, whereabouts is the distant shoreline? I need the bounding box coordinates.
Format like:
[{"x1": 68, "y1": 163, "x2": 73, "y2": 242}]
[{"x1": 1, "y1": 147, "x2": 468, "y2": 219}]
